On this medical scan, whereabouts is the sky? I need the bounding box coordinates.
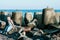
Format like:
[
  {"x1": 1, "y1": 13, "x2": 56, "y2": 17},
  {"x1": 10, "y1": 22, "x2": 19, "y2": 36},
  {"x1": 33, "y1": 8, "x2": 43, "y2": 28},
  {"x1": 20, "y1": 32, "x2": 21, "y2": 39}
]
[{"x1": 0, "y1": 0, "x2": 60, "y2": 10}]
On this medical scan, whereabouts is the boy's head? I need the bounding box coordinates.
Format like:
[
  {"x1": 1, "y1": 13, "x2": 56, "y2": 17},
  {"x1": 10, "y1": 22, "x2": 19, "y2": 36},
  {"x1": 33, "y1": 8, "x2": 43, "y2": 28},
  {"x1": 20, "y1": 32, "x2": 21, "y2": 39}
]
[{"x1": 26, "y1": 12, "x2": 33, "y2": 22}]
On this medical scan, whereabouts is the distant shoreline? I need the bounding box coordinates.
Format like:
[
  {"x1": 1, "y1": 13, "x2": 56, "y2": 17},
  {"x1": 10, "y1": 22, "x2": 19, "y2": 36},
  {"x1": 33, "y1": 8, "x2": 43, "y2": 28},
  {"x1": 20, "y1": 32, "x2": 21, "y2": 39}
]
[{"x1": 0, "y1": 10, "x2": 60, "y2": 12}]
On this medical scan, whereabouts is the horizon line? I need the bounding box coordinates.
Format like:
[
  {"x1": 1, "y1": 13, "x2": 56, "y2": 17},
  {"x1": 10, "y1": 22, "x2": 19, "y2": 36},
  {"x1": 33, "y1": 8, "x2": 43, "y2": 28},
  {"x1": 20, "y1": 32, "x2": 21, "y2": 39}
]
[{"x1": 0, "y1": 10, "x2": 60, "y2": 12}]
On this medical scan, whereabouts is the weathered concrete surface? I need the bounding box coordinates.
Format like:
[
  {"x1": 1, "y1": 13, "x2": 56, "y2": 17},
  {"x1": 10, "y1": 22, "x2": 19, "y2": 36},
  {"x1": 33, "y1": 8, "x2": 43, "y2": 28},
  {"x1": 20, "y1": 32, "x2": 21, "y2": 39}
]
[{"x1": 0, "y1": 34, "x2": 14, "y2": 40}]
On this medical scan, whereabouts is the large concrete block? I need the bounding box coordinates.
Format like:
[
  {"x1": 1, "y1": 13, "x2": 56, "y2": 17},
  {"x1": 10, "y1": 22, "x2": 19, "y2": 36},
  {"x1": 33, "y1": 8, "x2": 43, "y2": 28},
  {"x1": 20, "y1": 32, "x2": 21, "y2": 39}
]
[
  {"x1": 42, "y1": 7, "x2": 56, "y2": 25},
  {"x1": 55, "y1": 12, "x2": 60, "y2": 23},
  {"x1": 12, "y1": 12, "x2": 23, "y2": 25}
]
